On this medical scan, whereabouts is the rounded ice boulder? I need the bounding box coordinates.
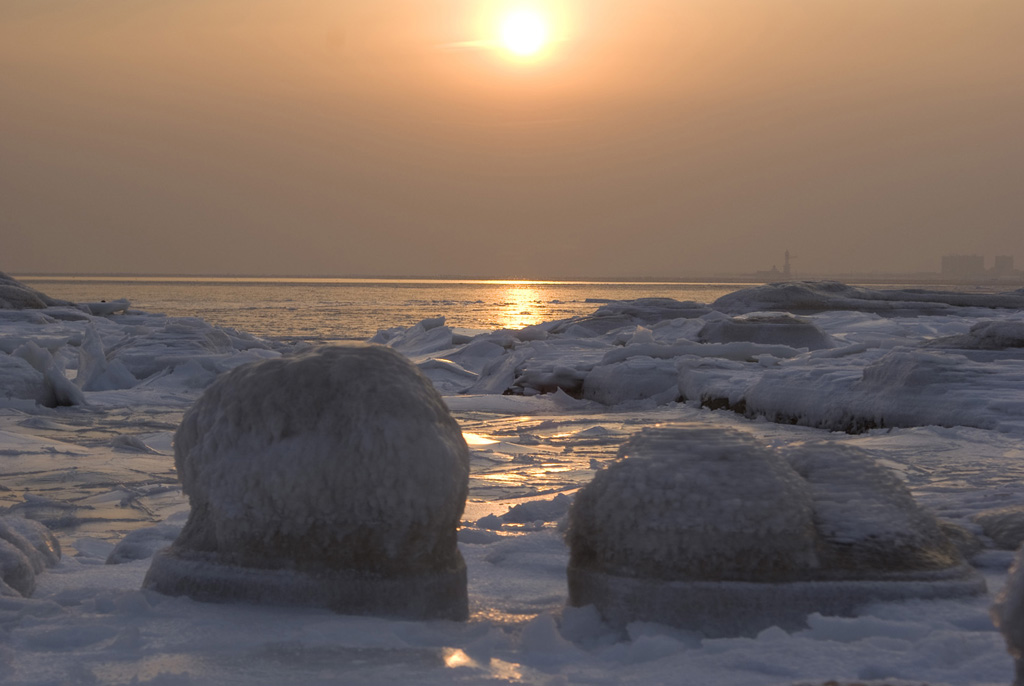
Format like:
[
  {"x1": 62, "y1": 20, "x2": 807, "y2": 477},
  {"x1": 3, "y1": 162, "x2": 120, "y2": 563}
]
[
  {"x1": 566, "y1": 426, "x2": 984, "y2": 636},
  {"x1": 144, "y1": 345, "x2": 471, "y2": 620}
]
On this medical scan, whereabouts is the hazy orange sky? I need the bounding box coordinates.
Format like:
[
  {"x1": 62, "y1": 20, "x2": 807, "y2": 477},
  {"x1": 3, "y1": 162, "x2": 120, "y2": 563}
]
[{"x1": 2, "y1": 0, "x2": 1022, "y2": 278}]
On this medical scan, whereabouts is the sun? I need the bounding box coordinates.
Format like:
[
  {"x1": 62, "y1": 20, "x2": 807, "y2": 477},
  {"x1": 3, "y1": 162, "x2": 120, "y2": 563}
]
[{"x1": 498, "y1": 8, "x2": 549, "y2": 58}]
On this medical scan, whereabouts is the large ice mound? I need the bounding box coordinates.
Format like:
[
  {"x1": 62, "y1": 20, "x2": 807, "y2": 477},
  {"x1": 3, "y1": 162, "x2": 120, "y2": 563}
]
[
  {"x1": 712, "y1": 280, "x2": 1024, "y2": 316},
  {"x1": 566, "y1": 426, "x2": 984, "y2": 636},
  {"x1": 144, "y1": 344, "x2": 471, "y2": 620},
  {"x1": 0, "y1": 271, "x2": 71, "y2": 310}
]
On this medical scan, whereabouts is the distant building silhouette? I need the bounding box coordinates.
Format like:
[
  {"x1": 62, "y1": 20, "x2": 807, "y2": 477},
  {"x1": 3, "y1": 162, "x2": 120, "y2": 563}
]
[
  {"x1": 994, "y1": 255, "x2": 1015, "y2": 276},
  {"x1": 754, "y1": 250, "x2": 794, "y2": 282},
  {"x1": 941, "y1": 255, "x2": 985, "y2": 279}
]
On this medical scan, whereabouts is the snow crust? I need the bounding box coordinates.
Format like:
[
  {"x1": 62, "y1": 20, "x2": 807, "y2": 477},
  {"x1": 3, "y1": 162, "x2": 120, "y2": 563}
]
[{"x1": 145, "y1": 345, "x2": 471, "y2": 619}]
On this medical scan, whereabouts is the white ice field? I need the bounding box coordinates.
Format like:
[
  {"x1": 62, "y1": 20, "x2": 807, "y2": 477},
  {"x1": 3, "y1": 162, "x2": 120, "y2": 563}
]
[{"x1": 3, "y1": 273, "x2": 1024, "y2": 685}]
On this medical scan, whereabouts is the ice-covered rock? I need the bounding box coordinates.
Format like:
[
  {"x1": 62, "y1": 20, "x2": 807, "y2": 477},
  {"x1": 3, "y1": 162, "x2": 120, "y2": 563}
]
[
  {"x1": 0, "y1": 272, "x2": 72, "y2": 310},
  {"x1": 785, "y1": 443, "x2": 963, "y2": 575},
  {"x1": 566, "y1": 426, "x2": 984, "y2": 636},
  {"x1": 697, "y1": 314, "x2": 835, "y2": 350},
  {"x1": 925, "y1": 319, "x2": 1024, "y2": 350},
  {"x1": 713, "y1": 281, "x2": 1024, "y2": 316},
  {"x1": 144, "y1": 344, "x2": 471, "y2": 620},
  {"x1": 993, "y1": 546, "x2": 1024, "y2": 685},
  {"x1": 567, "y1": 427, "x2": 820, "y2": 585},
  {"x1": 0, "y1": 515, "x2": 61, "y2": 597}
]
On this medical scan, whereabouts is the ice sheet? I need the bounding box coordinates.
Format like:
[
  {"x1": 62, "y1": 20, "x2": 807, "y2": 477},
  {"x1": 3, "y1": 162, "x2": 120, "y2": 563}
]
[{"x1": 2, "y1": 278, "x2": 1023, "y2": 684}]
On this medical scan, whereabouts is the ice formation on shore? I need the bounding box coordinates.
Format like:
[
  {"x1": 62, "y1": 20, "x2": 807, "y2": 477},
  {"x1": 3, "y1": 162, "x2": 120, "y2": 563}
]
[
  {"x1": 0, "y1": 271, "x2": 71, "y2": 310},
  {"x1": 711, "y1": 280, "x2": 1024, "y2": 315},
  {"x1": 144, "y1": 344, "x2": 471, "y2": 620},
  {"x1": 364, "y1": 281, "x2": 1024, "y2": 434},
  {"x1": 1, "y1": 274, "x2": 1023, "y2": 684},
  {"x1": 994, "y1": 547, "x2": 1024, "y2": 686},
  {"x1": 566, "y1": 426, "x2": 985, "y2": 636},
  {"x1": 0, "y1": 515, "x2": 61, "y2": 597}
]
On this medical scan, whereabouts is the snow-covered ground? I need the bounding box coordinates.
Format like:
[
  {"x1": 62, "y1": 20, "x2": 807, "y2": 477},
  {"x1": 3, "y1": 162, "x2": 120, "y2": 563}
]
[{"x1": 3, "y1": 275, "x2": 1024, "y2": 684}]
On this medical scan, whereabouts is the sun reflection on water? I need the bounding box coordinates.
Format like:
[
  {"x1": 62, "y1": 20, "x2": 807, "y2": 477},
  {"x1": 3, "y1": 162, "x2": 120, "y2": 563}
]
[{"x1": 497, "y1": 284, "x2": 544, "y2": 330}]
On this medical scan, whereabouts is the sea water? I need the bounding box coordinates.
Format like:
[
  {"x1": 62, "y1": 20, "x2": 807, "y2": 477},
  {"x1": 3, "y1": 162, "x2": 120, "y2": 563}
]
[
  {"x1": 17, "y1": 276, "x2": 1001, "y2": 343},
  {"x1": 18, "y1": 277, "x2": 750, "y2": 342}
]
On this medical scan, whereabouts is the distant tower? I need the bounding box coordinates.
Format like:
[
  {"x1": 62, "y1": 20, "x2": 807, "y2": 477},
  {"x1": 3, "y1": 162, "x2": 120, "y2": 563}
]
[
  {"x1": 783, "y1": 250, "x2": 792, "y2": 279},
  {"x1": 994, "y1": 256, "x2": 1014, "y2": 276}
]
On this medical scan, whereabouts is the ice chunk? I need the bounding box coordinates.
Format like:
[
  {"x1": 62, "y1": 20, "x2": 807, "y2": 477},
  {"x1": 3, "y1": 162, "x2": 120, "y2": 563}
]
[
  {"x1": 974, "y1": 507, "x2": 1024, "y2": 551},
  {"x1": 0, "y1": 348, "x2": 84, "y2": 408},
  {"x1": 0, "y1": 354, "x2": 48, "y2": 406},
  {"x1": 926, "y1": 319, "x2": 1024, "y2": 350},
  {"x1": 75, "y1": 324, "x2": 138, "y2": 391},
  {"x1": 581, "y1": 356, "x2": 680, "y2": 406},
  {"x1": 713, "y1": 281, "x2": 1024, "y2": 316},
  {"x1": 0, "y1": 271, "x2": 72, "y2": 310},
  {"x1": 501, "y1": 493, "x2": 572, "y2": 524},
  {"x1": 107, "y1": 524, "x2": 181, "y2": 564},
  {"x1": 0, "y1": 515, "x2": 62, "y2": 597},
  {"x1": 545, "y1": 298, "x2": 710, "y2": 337},
  {"x1": 697, "y1": 314, "x2": 835, "y2": 350},
  {"x1": 144, "y1": 344, "x2": 470, "y2": 620},
  {"x1": 80, "y1": 298, "x2": 131, "y2": 316}
]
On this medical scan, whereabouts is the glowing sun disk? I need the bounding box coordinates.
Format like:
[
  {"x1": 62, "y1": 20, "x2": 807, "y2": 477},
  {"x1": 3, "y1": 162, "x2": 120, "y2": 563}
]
[{"x1": 499, "y1": 9, "x2": 548, "y2": 57}]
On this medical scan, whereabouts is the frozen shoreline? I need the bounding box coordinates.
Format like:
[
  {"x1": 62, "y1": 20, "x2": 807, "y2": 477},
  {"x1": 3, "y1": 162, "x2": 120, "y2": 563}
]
[{"x1": 2, "y1": 276, "x2": 1024, "y2": 684}]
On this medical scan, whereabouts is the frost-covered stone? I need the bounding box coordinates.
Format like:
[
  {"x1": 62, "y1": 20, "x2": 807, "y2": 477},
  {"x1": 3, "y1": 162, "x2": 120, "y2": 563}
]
[
  {"x1": 144, "y1": 344, "x2": 471, "y2": 620},
  {"x1": 566, "y1": 426, "x2": 984, "y2": 636},
  {"x1": 786, "y1": 443, "x2": 963, "y2": 575},
  {"x1": 567, "y1": 426, "x2": 820, "y2": 585},
  {"x1": 0, "y1": 515, "x2": 62, "y2": 597}
]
